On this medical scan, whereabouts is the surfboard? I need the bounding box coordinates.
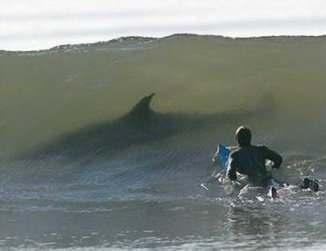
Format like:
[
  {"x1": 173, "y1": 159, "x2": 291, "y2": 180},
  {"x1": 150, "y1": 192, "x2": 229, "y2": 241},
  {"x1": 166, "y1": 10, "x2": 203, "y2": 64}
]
[
  {"x1": 200, "y1": 144, "x2": 231, "y2": 191},
  {"x1": 216, "y1": 144, "x2": 231, "y2": 169}
]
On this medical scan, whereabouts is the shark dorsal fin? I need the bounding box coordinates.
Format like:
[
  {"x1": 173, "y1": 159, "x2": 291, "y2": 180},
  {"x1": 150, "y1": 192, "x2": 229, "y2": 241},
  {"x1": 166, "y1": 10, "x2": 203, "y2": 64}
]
[{"x1": 127, "y1": 93, "x2": 156, "y2": 120}]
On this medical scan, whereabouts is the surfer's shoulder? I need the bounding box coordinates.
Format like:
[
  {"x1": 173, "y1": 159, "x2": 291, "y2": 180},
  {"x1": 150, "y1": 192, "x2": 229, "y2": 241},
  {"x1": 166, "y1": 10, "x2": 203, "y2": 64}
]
[
  {"x1": 232, "y1": 145, "x2": 265, "y2": 156},
  {"x1": 254, "y1": 145, "x2": 269, "y2": 151},
  {"x1": 229, "y1": 146, "x2": 240, "y2": 158},
  {"x1": 255, "y1": 145, "x2": 277, "y2": 157}
]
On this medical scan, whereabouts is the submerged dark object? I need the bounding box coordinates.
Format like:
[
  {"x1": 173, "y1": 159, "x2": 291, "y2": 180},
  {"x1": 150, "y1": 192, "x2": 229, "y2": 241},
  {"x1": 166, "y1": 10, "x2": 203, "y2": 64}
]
[
  {"x1": 21, "y1": 93, "x2": 270, "y2": 161},
  {"x1": 23, "y1": 93, "x2": 159, "y2": 160},
  {"x1": 301, "y1": 178, "x2": 319, "y2": 192}
]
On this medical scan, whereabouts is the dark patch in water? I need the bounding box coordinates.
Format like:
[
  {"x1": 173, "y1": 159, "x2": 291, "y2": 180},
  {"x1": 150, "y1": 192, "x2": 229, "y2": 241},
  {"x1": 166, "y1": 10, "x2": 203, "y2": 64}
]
[{"x1": 20, "y1": 93, "x2": 271, "y2": 162}]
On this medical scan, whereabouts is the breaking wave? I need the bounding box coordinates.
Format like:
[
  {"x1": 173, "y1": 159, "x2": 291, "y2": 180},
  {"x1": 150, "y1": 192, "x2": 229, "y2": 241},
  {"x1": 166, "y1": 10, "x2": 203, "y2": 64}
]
[{"x1": 0, "y1": 34, "x2": 326, "y2": 203}]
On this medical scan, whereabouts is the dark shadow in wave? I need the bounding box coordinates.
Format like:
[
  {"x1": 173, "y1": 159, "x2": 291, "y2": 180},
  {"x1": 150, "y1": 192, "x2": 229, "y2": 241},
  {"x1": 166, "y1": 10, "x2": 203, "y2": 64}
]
[{"x1": 20, "y1": 93, "x2": 274, "y2": 162}]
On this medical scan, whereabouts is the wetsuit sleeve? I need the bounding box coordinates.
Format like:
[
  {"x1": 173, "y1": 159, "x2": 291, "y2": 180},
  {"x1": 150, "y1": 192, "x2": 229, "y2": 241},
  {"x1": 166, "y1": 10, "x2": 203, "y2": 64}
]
[
  {"x1": 262, "y1": 146, "x2": 283, "y2": 169},
  {"x1": 227, "y1": 152, "x2": 238, "y2": 181}
]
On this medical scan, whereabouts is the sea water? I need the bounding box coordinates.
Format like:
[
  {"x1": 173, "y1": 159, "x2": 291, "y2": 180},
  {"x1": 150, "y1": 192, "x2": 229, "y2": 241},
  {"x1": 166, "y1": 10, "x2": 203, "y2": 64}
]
[{"x1": 0, "y1": 34, "x2": 326, "y2": 250}]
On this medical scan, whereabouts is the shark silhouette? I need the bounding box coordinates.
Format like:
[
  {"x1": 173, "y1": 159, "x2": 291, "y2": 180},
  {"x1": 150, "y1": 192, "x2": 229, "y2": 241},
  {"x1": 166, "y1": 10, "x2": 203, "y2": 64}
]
[{"x1": 22, "y1": 93, "x2": 273, "y2": 161}]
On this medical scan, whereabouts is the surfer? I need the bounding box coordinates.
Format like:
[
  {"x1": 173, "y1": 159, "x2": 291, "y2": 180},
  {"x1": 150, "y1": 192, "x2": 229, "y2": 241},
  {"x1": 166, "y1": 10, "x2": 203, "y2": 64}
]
[
  {"x1": 226, "y1": 126, "x2": 282, "y2": 197},
  {"x1": 226, "y1": 126, "x2": 319, "y2": 197}
]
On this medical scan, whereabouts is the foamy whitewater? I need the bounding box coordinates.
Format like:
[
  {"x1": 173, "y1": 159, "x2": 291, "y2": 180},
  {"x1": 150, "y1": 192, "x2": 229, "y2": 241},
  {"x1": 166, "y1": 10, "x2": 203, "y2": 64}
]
[{"x1": 1, "y1": 34, "x2": 326, "y2": 250}]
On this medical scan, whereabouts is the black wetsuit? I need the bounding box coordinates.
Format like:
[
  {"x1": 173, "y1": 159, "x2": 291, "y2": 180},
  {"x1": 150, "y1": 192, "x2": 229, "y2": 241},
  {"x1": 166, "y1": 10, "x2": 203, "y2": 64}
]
[{"x1": 227, "y1": 145, "x2": 282, "y2": 187}]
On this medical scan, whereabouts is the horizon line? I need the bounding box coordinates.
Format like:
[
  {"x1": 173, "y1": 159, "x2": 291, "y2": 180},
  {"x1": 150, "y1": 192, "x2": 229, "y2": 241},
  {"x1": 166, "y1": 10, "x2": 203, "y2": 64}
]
[{"x1": 2, "y1": 33, "x2": 326, "y2": 53}]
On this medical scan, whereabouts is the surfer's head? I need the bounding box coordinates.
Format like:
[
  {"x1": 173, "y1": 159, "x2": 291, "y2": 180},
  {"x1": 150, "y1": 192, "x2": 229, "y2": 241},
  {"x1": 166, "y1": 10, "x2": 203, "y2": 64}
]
[{"x1": 235, "y1": 126, "x2": 252, "y2": 146}]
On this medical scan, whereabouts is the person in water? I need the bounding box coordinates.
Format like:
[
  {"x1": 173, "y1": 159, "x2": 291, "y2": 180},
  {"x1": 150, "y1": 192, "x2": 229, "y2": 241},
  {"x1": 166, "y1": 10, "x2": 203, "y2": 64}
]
[
  {"x1": 227, "y1": 126, "x2": 282, "y2": 187},
  {"x1": 226, "y1": 126, "x2": 319, "y2": 192}
]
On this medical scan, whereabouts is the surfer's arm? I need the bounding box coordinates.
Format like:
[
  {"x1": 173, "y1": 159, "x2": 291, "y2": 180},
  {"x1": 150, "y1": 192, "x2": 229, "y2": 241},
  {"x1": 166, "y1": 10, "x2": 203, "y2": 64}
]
[
  {"x1": 263, "y1": 146, "x2": 283, "y2": 169},
  {"x1": 211, "y1": 151, "x2": 218, "y2": 163},
  {"x1": 227, "y1": 153, "x2": 238, "y2": 181}
]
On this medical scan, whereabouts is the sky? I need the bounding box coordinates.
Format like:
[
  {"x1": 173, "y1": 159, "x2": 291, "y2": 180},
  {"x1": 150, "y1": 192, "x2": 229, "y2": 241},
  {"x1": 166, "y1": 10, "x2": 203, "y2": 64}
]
[{"x1": 1, "y1": 0, "x2": 326, "y2": 51}]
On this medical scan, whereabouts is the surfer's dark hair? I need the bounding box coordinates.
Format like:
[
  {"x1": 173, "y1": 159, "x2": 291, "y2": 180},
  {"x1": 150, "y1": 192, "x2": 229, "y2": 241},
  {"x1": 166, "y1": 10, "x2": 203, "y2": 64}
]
[{"x1": 235, "y1": 126, "x2": 252, "y2": 146}]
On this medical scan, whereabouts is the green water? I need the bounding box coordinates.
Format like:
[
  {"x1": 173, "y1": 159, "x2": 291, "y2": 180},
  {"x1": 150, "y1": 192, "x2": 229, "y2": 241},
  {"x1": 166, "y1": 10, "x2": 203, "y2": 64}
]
[{"x1": 0, "y1": 34, "x2": 326, "y2": 250}]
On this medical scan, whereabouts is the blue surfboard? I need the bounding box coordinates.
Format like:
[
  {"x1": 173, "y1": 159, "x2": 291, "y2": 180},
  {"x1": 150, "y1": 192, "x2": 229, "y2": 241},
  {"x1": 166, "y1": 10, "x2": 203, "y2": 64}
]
[
  {"x1": 216, "y1": 144, "x2": 231, "y2": 169},
  {"x1": 201, "y1": 144, "x2": 231, "y2": 191}
]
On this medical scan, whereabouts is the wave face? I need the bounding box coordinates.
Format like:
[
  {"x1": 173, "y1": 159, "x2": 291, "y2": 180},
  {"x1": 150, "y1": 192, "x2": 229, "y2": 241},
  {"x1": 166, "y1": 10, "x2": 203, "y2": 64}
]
[
  {"x1": 1, "y1": 34, "x2": 326, "y2": 249},
  {"x1": 1, "y1": 35, "x2": 326, "y2": 157}
]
